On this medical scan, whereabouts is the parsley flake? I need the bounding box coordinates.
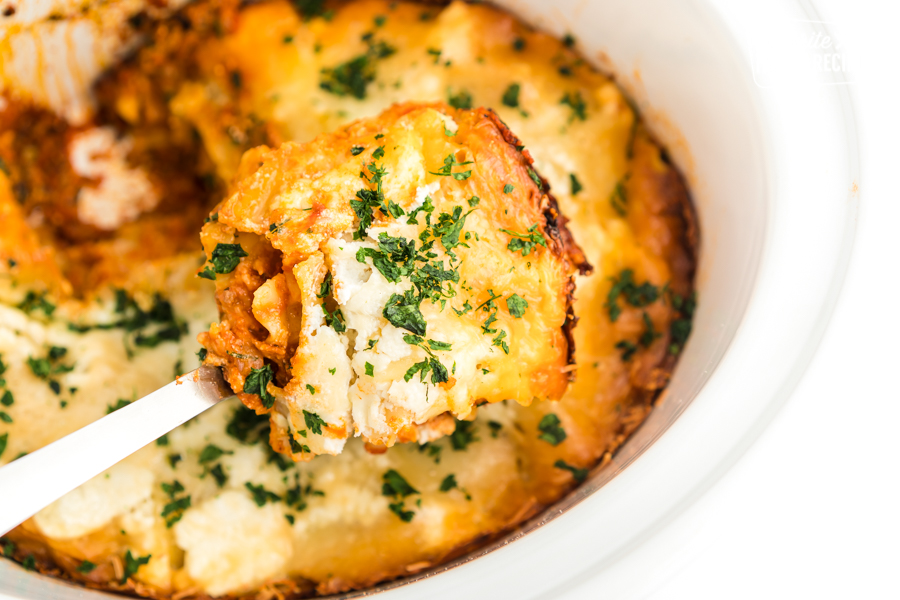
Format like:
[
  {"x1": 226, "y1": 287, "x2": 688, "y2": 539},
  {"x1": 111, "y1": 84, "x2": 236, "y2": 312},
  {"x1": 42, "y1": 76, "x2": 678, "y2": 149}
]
[
  {"x1": 570, "y1": 173, "x2": 583, "y2": 196},
  {"x1": 554, "y1": 459, "x2": 588, "y2": 482},
  {"x1": 506, "y1": 294, "x2": 528, "y2": 318},
  {"x1": 537, "y1": 413, "x2": 567, "y2": 445},
  {"x1": 208, "y1": 243, "x2": 248, "y2": 274},
  {"x1": 448, "y1": 89, "x2": 473, "y2": 109},
  {"x1": 560, "y1": 91, "x2": 587, "y2": 122},
  {"x1": 502, "y1": 83, "x2": 521, "y2": 108},
  {"x1": 76, "y1": 560, "x2": 96, "y2": 574},
  {"x1": 303, "y1": 410, "x2": 326, "y2": 435},
  {"x1": 121, "y1": 551, "x2": 151, "y2": 584},
  {"x1": 243, "y1": 364, "x2": 276, "y2": 409},
  {"x1": 500, "y1": 224, "x2": 547, "y2": 257},
  {"x1": 604, "y1": 269, "x2": 659, "y2": 322},
  {"x1": 439, "y1": 473, "x2": 458, "y2": 491},
  {"x1": 245, "y1": 482, "x2": 281, "y2": 507}
]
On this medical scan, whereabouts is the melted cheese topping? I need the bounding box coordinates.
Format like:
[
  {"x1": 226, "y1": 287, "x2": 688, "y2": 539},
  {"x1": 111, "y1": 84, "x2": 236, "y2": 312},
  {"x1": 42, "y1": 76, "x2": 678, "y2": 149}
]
[{"x1": 0, "y1": 0, "x2": 696, "y2": 596}]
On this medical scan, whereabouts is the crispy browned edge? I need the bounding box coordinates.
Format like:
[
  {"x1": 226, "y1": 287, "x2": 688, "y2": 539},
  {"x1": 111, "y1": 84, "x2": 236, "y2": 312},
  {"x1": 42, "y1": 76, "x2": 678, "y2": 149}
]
[
  {"x1": 0, "y1": 2, "x2": 699, "y2": 598},
  {"x1": 478, "y1": 107, "x2": 593, "y2": 380}
]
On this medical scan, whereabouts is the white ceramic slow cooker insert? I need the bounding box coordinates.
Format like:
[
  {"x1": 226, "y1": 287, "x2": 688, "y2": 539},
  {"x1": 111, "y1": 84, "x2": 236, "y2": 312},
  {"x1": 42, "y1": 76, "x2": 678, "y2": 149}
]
[{"x1": 0, "y1": 0, "x2": 858, "y2": 598}]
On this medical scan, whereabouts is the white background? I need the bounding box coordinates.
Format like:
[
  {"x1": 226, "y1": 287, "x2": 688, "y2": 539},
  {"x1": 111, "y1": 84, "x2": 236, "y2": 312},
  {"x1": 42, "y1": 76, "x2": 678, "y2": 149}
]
[{"x1": 617, "y1": 1, "x2": 899, "y2": 598}]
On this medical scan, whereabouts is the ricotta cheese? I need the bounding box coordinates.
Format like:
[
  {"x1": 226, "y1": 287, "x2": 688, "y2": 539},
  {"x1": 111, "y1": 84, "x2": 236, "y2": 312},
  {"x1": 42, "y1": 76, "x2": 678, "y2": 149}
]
[
  {"x1": 69, "y1": 127, "x2": 159, "y2": 230},
  {"x1": 174, "y1": 491, "x2": 293, "y2": 596}
]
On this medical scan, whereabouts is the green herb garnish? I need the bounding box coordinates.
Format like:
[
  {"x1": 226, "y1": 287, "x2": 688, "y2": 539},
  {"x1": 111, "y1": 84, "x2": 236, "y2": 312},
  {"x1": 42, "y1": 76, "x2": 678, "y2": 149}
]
[
  {"x1": 554, "y1": 459, "x2": 588, "y2": 482},
  {"x1": 537, "y1": 413, "x2": 567, "y2": 445},
  {"x1": 243, "y1": 365, "x2": 276, "y2": 409}
]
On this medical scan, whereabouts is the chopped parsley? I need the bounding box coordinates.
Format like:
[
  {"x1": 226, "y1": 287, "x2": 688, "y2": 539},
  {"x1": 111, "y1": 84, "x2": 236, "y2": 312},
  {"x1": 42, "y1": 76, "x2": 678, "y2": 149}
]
[
  {"x1": 450, "y1": 420, "x2": 478, "y2": 450},
  {"x1": 604, "y1": 269, "x2": 659, "y2": 322},
  {"x1": 243, "y1": 364, "x2": 276, "y2": 409},
  {"x1": 210, "y1": 464, "x2": 228, "y2": 487},
  {"x1": 383, "y1": 290, "x2": 427, "y2": 336},
  {"x1": 303, "y1": 410, "x2": 326, "y2": 435},
  {"x1": 492, "y1": 329, "x2": 509, "y2": 354},
  {"x1": 560, "y1": 91, "x2": 587, "y2": 122},
  {"x1": 76, "y1": 560, "x2": 96, "y2": 574},
  {"x1": 610, "y1": 178, "x2": 628, "y2": 216},
  {"x1": 198, "y1": 444, "x2": 231, "y2": 464},
  {"x1": 502, "y1": 83, "x2": 521, "y2": 108},
  {"x1": 382, "y1": 469, "x2": 418, "y2": 497},
  {"x1": 430, "y1": 153, "x2": 473, "y2": 181},
  {"x1": 291, "y1": 0, "x2": 327, "y2": 20},
  {"x1": 364, "y1": 362, "x2": 374, "y2": 376},
  {"x1": 506, "y1": 294, "x2": 528, "y2": 318},
  {"x1": 554, "y1": 459, "x2": 588, "y2": 482},
  {"x1": 1, "y1": 537, "x2": 15, "y2": 557},
  {"x1": 448, "y1": 89, "x2": 473, "y2": 109},
  {"x1": 351, "y1": 145, "x2": 365, "y2": 155},
  {"x1": 467, "y1": 195, "x2": 481, "y2": 207},
  {"x1": 404, "y1": 357, "x2": 448, "y2": 385},
  {"x1": 208, "y1": 243, "x2": 248, "y2": 275},
  {"x1": 121, "y1": 550, "x2": 151, "y2": 584},
  {"x1": 570, "y1": 173, "x2": 583, "y2": 196},
  {"x1": 0, "y1": 411, "x2": 11, "y2": 424},
  {"x1": 668, "y1": 291, "x2": 696, "y2": 354},
  {"x1": 439, "y1": 473, "x2": 458, "y2": 492},
  {"x1": 1, "y1": 390, "x2": 12, "y2": 406},
  {"x1": 106, "y1": 399, "x2": 132, "y2": 414},
  {"x1": 22, "y1": 555, "x2": 35, "y2": 571},
  {"x1": 615, "y1": 340, "x2": 638, "y2": 362},
  {"x1": 225, "y1": 405, "x2": 269, "y2": 444},
  {"x1": 160, "y1": 493, "x2": 191, "y2": 528},
  {"x1": 16, "y1": 291, "x2": 55, "y2": 317},
  {"x1": 418, "y1": 441, "x2": 443, "y2": 464},
  {"x1": 319, "y1": 36, "x2": 395, "y2": 99},
  {"x1": 284, "y1": 474, "x2": 325, "y2": 511},
  {"x1": 537, "y1": 413, "x2": 567, "y2": 445},
  {"x1": 245, "y1": 482, "x2": 281, "y2": 507},
  {"x1": 71, "y1": 290, "x2": 188, "y2": 350},
  {"x1": 639, "y1": 312, "x2": 661, "y2": 348},
  {"x1": 487, "y1": 420, "x2": 503, "y2": 438},
  {"x1": 289, "y1": 435, "x2": 310, "y2": 454},
  {"x1": 503, "y1": 184, "x2": 514, "y2": 194},
  {"x1": 512, "y1": 37, "x2": 526, "y2": 51},
  {"x1": 563, "y1": 33, "x2": 576, "y2": 48},
  {"x1": 500, "y1": 224, "x2": 547, "y2": 257},
  {"x1": 317, "y1": 273, "x2": 347, "y2": 333},
  {"x1": 382, "y1": 469, "x2": 418, "y2": 522}
]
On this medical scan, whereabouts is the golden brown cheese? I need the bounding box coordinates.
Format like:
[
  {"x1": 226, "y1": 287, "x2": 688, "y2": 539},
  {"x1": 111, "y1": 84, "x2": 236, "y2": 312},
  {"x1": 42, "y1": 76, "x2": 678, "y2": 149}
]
[
  {"x1": 0, "y1": 0, "x2": 697, "y2": 597},
  {"x1": 199, "y1": 103, "x2": 587, "y2": 457}
]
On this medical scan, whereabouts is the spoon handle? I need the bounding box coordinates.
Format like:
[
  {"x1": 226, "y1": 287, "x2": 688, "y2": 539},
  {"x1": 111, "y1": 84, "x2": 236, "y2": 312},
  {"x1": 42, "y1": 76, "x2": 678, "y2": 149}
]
[{"x1": 0, "y1": 366, "x2": 233, "y2": 536}]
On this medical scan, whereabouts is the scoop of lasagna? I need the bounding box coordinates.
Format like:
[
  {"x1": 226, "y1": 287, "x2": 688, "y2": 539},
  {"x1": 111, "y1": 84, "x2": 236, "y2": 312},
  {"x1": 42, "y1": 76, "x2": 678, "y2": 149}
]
[{"x1": 198, "y1": 102, "x2": 589, "y2": 459}]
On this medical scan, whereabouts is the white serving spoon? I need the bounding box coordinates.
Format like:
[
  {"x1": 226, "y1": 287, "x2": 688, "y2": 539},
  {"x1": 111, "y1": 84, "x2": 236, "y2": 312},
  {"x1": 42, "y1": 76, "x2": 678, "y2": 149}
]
[{"x1": 0, "y1": 366, "x2": 233, "y2": 536}]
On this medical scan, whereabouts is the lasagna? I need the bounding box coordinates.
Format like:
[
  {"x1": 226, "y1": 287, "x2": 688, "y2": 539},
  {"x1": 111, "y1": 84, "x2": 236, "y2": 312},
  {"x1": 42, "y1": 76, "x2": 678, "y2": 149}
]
[
  {"x1": 200, "y1": 103, "x2": 588, "y2": 458},
  {"x1": 0, "y1": 0, "x2": 697, "y2": 597}
]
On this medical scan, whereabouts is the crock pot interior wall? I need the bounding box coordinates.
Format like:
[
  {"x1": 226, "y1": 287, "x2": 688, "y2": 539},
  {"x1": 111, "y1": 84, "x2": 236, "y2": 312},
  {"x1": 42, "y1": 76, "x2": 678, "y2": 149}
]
[{"x1": 0, "y1": 0, "x2": 769, "y2": 598}]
